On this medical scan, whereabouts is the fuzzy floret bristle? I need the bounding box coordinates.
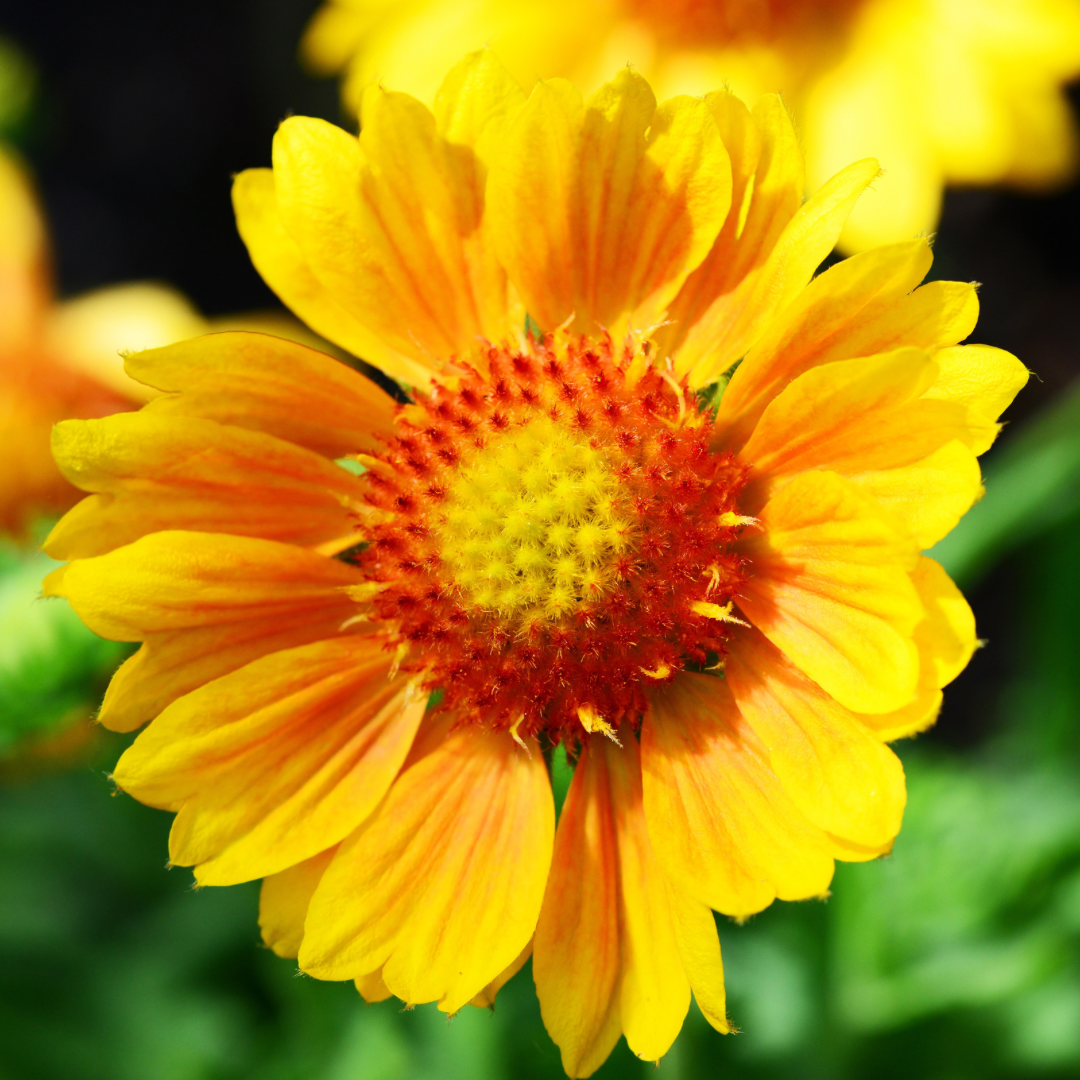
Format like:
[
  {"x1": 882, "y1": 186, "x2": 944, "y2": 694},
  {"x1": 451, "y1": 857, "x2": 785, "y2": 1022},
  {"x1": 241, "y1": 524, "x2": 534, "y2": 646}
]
[{"x1": 357, "y1": 334, "x2": 751, "y2": 742}]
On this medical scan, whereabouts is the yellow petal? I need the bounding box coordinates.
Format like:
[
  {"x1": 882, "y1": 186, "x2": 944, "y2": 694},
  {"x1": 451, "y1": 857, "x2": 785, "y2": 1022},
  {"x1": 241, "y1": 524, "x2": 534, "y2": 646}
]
[
  {"x1": 231, "y1": 168, "x2": 432, "y2": 387},
  {"x1": 43, "y1": 530, "x2": 365, "y2": 642},
  {"x1": 300, "y1": 729, "x2": 554, "y2": 1015},
  {"x1": 663, "y1": 884, "x2": 729, "y2": 1036},
  {"x1": 642, "y1": 673, "x2": 836, "y2": 918},
  {"x1": 910, "y1": 555, "x2": 977, "y2": 691},
  {"x1": 736, "y1": 470, "x2": 923, "y2": 714},
  {"x1": 433, "y1": 48, "x2": 528, "y2": 171},
  {"x1": 273, "y1": 87, "x2": 516, "y2": 374},
  {"x1": 673, "y1": 157, "x2": 881, "y2": 387},
  {"x1": 299, "y1": 1, "x2": 368, "y2": 76},
  {"x1": 605, "y1": 733, "x2": 691, "y2": 1064},
  {"x1": 259, "y1": 847, "x2": 337, "y2": 959},
  {"x1": 98, "y1": 594, "x2": 365, "y2": 735},
  {"x1": 468, "y1": 938, "x2": 533, "y2": 1009},
  {"x1": 848, "y1": 438, "x2": 984, "y2": 550},
  {"x1": 354, "y1": 968, "x2": 394, "y2": 1003},
  {"x1": 490, "y1": 69, "x2": 729, "y2": 337},
  {"x1": 129, "y1": 331, "x2": 397, "y2": 457},
  {"x1": 726, "y1": 628, "x2": 907, "y2": 849},
  {"x1": 45, "y1": 413, "x2": 371, "y2": 559},
  {"x1": 854, "y1": 554, "x2": 975, "y2": 742},
  {"x1": 712, "y1": 239, "x2": 978, "y2": 450},
  {"x1": 574, "y1": 71, "x2": 731, "y2": 335},
  {"x1": 924, "y1": 344, "x2": 1030, "y2": 454}
]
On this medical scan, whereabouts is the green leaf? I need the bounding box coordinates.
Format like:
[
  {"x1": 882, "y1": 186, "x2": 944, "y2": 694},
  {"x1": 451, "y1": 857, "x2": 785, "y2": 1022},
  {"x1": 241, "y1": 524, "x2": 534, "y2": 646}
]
[{"x1": 0, "y1": 544, "x2": 128, "y2": 755}]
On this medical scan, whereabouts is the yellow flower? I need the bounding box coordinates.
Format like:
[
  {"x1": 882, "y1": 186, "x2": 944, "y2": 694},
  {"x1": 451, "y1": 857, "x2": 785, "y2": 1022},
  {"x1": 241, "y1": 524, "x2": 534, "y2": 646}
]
[
  {"x1": 302, "y1": 0, "x2": 1080, "y2": 252},
  {"x1": 0, "y1": 147, "x2": 209, "y2": 536},
  {"x1": 45, "y1": 53, "x2": 1025, "y2": 1075}
]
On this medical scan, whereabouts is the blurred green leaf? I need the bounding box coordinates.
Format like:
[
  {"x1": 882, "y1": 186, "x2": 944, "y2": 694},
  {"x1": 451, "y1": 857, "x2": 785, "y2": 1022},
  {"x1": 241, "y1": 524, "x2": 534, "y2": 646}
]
[
  {"x1": 0, "y1": 36, "x2": 36, "y2": 140},
  {"x1": 0, "y1": 542, "x2": 127, "y2": 755},
  {"x1": 830, "y1": 752, "x2": 1080, "y2": 1037},
  {"x1": 931, "y1": 379, "x2": 1080, "y2": 587}
]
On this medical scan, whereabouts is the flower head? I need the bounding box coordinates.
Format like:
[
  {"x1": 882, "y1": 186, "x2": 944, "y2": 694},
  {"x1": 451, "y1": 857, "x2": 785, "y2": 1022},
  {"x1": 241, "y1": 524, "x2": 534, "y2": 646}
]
[
  {"x1": 303, "y1": 0, "x2": 1080, "y2": 251},
  {"x1": 45, "y1": 53, "x2": 1026, "y2": 1075}
]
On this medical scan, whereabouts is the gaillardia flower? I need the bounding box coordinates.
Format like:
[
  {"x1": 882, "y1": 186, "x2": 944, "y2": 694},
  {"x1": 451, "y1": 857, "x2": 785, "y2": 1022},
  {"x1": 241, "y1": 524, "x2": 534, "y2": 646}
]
[
  {"x1": 45, "y1": 53, "x2": 1025, "y2": 1075},
  {"x1": 302, "y1": 0, "x2": 1080, "y2": 252}
]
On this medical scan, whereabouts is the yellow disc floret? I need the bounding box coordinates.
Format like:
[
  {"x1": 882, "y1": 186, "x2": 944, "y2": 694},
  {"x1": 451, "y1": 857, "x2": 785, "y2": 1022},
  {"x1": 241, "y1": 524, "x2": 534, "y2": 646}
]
[{"x1": 437, "y1": 414, "x2": 632, "y2": 622}]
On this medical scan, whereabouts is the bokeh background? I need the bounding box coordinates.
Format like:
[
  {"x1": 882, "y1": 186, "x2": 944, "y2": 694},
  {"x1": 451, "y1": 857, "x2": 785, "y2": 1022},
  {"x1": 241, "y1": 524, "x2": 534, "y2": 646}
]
[{"x1": 3, "y1": 2, "x2": 1080, "y2": 1078}]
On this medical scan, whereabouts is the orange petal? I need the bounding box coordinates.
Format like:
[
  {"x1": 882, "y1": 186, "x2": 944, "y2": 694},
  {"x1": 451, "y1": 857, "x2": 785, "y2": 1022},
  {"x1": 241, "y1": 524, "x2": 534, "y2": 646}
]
[
  {"x1": 259, "y1": 847, "x2": 337, "y2": 959},
  {"x1": 97, "y1": 598, "x2": 366, "y2": 734},
  {"x1": 737, "y1": 348, "x2": 992, "y2": 488},
  {"x1": 726, "y1": 627, "x2": 907, "y2": 849},
  {"x1": 713, "y1": 239, "x2": 978, "y2": 451},
  {"x1": 46, "y1": 413, "x2": 373, "y2": 559},
  {"x1": 110, "y1": 637, "x2": 424, "y2": 883},
  {"x1": 671, "y1": 146, "x2": 880, "y2": 387},
  {"x1": 300, "y1": 728, "x2": 554, "y2": 1015},
  {"x1": 489, "y1": 70, "x2": 730, "y2": 337},
  {"x1": 43, "y1": 530, "x2": 366, "y2": 643},
  {"x1": 736, "y1": 470, "x2": 923, "y2": 714},
  {"x1": 536, "y1": 731, "x2": 725, "y2": 1074},
  {"x1": 642, "y1": 674, "x2": 836, "y2": 919},
  {"x1": 658, "y1": 93, "x2": 801, "y2": 364},
  {"x1": 127, "y1": 331, "x2": 396, "y2": 457},
  {"x1": 533, "y1": 735, "x2": 622, "y2": 1078}
]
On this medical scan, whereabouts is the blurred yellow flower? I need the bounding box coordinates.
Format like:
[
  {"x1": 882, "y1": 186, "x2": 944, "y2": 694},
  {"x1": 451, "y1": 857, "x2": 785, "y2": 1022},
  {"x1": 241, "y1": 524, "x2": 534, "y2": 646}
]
[
  {"x1": 44, "y1": 52, "x2": 1026, "y2": 1073},
  {"x1": 0, "y1": 148, "x2": 209, "y2": 537},
  {"x1": 302, "y1": 0, "x2": 1080, "y2": 251},
  {"x1": 0, "y1": 150, "x2": 342, "y2": 539}
]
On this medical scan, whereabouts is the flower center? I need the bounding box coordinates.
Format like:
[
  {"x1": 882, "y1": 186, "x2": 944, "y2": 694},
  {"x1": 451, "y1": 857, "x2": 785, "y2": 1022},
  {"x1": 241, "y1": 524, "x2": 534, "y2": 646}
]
[
  {"x1": 351, "y1": 335, "x2": 751, "y2": 743},
  {"x1": 437, "y1": 414, "x2": 632, "y2": 622}
]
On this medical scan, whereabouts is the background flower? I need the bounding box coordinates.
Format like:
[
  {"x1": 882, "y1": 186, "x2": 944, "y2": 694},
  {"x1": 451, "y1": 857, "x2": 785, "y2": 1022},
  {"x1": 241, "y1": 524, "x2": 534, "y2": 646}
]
[{"x1": 303, "y1": 0, "x2": 1080, "y2": 252}]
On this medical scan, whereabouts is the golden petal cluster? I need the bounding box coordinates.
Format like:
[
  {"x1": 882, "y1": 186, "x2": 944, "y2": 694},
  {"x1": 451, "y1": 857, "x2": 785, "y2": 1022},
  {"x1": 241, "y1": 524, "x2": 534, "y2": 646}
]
[
  {"x1": 44, "y1": 53, "x2": 1026, "y2": 1077},
  {"x1": 302, "y1": 0, "x2": 1080, "y2": 251}
]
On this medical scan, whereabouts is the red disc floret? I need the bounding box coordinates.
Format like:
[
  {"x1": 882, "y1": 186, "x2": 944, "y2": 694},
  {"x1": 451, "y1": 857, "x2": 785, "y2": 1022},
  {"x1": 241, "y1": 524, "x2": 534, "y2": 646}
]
[{"x1": 352, "y1": 334, "x2": 750, "y2": 744}]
